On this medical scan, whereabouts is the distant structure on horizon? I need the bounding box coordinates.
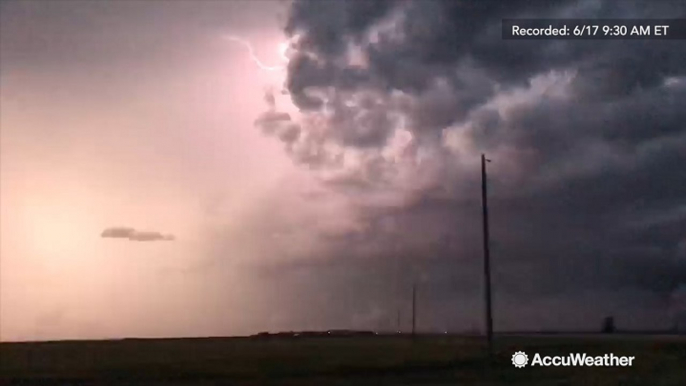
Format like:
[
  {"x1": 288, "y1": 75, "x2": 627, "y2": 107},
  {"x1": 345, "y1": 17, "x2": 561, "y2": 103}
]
[
  {"x1": 601, "y1": 316, "x2": 616, "y2": 333},
  {"x1": 251, "y1": 330, "x2": 377, "y2": 339},
  {"x1": 673, "y1": 312, "x2": 686, "y2": 333}
]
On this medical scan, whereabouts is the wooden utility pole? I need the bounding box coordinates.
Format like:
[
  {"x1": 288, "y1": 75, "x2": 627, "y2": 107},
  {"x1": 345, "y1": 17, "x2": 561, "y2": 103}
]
[
  {"x1": 411, "y1": 282, "x2": 417, "y2": 337},
  {"x1": 397, "y1": 308, "x2": 401, "y2": 332},
  {"x1": 481, "y1": 154, "x2": 494, "y2": 360}
]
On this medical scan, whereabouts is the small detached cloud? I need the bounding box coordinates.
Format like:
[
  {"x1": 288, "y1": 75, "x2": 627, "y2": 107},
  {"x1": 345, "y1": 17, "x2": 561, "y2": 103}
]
[
  {"x1": 101, "y1": 227, "x2": 136, "y2": 238},
  {"x1": 101, "y1": 227, "x2": 175, "y2": 242}
]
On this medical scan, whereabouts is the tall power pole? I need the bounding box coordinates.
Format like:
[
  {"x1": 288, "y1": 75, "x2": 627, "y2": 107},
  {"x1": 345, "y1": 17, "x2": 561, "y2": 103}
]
[
  {"x1": 397, "y1": 308, "x2": 401, "y2": 332},
  {"x1": 481, "y1": 154, "x2": 494, "y2": 359},
  {"x1": 412, "y1": 282, "x2": 417, "y2": 337}
]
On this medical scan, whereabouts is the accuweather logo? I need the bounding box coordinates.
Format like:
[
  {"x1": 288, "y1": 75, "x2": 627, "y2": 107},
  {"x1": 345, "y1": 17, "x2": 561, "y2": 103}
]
[
  {"x1": 511, "y1": 351, "x2": 635, "y2": 368},
  {"x1": 512, "y1": 351, "x2": 529, "y2": 368}
]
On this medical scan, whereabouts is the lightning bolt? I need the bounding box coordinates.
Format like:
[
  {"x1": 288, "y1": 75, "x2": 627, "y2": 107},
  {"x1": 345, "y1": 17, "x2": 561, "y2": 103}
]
[{"x1": 223, "y1": 35, "x2": 286, "y2": 72}]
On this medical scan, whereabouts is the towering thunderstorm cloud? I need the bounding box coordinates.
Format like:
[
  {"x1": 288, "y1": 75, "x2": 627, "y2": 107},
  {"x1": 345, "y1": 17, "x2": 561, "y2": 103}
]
[{"x1": 250, "y1": 0, "x2": 686, "y2": 331}]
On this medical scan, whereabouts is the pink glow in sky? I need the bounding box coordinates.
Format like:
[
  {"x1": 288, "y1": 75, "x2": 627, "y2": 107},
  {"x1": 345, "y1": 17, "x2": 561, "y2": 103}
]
[{"x1": 0, "y1": 0, "x2": 315, "y2": 341}]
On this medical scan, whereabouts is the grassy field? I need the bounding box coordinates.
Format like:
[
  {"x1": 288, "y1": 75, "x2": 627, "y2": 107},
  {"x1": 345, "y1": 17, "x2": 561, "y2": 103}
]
[{"x1": 1, "y1": 334, "x2": 685, "y2": 385}]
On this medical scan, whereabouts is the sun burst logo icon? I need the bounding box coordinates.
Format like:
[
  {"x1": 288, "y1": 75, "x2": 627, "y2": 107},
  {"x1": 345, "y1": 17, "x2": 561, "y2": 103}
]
[{"x1": 512, "y1": 351, "x2": 528, "y2": 368}]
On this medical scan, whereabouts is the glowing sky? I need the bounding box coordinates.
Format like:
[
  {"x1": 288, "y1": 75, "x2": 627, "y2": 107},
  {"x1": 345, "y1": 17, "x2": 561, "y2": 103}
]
[{"x1": 0, "y1": 0, "x2": 304, "y2": 341}]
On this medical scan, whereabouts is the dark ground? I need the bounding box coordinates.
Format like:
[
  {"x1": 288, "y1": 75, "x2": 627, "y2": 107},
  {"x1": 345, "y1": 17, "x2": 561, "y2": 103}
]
[{"x1": 2, "y1": 333, "x2": 685, "y2": 385}]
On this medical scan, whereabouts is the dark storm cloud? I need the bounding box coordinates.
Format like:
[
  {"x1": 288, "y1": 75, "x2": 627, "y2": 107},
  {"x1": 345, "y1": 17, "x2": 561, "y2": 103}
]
[
  {"x1": 101, "y1": 227, "x2": 175, "y2": 242},
  {"x1": 250, "y1": 0, "x2": 686, "y2": 331},
  {"x1": 285, "y1": 0, "x2": 399, "y2": 57}
]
